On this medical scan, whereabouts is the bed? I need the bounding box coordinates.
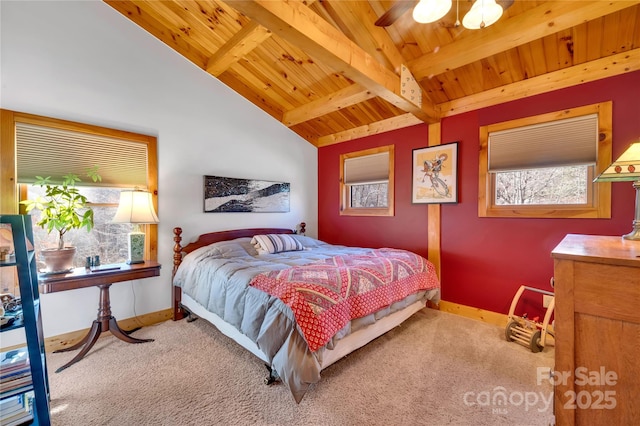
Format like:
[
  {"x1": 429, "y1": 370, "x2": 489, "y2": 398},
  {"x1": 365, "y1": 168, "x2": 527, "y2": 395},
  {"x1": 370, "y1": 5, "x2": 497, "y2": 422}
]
[{"x1": 171, "y1": 225, "x2": 441, "y2": 402}]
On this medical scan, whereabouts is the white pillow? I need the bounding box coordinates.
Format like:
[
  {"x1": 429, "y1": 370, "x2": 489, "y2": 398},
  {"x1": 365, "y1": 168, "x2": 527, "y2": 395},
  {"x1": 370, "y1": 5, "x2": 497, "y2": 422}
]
[{"x1": 251, "y1": 234, "x2": 303, "y2": 254}]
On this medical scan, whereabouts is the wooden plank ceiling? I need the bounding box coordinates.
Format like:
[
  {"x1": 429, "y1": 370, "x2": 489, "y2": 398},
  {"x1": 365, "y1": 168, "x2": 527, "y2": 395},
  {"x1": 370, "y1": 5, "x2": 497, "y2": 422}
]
[{"x1": 105, "y1": 1, "x2": 640, "y2": 147}]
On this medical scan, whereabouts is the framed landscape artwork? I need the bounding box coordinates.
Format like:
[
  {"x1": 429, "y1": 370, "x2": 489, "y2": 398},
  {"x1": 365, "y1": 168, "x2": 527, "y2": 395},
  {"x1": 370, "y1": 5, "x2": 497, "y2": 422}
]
[
  {"x1": 203, "y1": 175, "x2": 290, "y2": 213},
  {"x1": 412, "y1": 142, "x2": 459, "y2": 204}
]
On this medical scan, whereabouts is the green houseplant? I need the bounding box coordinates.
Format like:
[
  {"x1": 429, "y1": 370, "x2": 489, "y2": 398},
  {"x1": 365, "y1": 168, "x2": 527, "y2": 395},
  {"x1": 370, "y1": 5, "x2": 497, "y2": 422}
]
[{"x1": 21, "y1": 167, "x2": 101, "y2": 272}]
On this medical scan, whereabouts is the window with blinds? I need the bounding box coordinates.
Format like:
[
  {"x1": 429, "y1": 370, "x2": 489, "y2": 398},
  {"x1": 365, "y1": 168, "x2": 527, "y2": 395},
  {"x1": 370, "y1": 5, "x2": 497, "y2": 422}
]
[
  {"x1": 478, "y1": 102, "x2": 612, "y2": 219},
  {"x1": 488, "y1": 114, "x2": 598, "y2": 172},
  {"x1": 16, "y1": 122, "x2": 149, "y2": 188},
  {"x1": 0, "y1": 109, "x2": 158, "y2": 266},
  {"x1": 340, "y1": 145, "x2": 394, "y2": 216}
]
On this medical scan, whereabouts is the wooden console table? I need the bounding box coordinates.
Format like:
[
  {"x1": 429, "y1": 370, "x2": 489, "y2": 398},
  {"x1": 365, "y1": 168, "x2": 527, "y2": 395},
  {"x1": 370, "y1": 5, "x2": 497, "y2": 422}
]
[
  {"x1": 552, "y1": 235, "x2": 640, "y2": 425},
  {"x1": 39, "y1": 261, "x2": 161, "y2": 372}
]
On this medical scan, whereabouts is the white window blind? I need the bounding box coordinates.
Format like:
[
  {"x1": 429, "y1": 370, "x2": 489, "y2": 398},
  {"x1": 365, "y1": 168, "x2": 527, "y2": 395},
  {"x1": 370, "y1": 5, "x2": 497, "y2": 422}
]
[
  {"x1": 344, "y1": 152, "x2": 390, "y2": 184},
  {"x1": 16, "y1": 122, "x2": 149, "y2": 188},
  {"x1": 488, "y1": 114, "x2": 598, "y2": 172}
]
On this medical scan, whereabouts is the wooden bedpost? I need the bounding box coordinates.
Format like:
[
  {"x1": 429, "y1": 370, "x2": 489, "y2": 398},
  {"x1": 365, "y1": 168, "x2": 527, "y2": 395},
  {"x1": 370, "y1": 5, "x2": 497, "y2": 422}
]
[
  {"x1": 173, "y1": 227, "x2": 183, "y2": 277},
  {"x1": 172, "y1": 227, "x2": 185, "y2": 321}
]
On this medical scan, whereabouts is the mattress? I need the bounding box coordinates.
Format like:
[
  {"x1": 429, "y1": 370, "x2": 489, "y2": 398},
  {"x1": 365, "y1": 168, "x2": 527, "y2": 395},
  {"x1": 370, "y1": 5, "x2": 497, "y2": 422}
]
[{"x1": 173, "y1": 234, "x2": 440, "y2": 402}]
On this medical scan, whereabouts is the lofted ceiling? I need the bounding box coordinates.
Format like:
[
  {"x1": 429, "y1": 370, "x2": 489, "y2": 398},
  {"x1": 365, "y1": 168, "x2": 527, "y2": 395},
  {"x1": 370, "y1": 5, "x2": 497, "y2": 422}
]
[{"x1": 105, "y1": 1, "x2": 640, "y2": 147}]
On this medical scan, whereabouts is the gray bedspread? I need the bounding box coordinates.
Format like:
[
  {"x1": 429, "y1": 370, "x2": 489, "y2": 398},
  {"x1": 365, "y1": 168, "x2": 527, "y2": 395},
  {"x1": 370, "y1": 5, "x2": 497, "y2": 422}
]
[{"x1": 173, "y1": 235, "x2": 440, "y2": 402}]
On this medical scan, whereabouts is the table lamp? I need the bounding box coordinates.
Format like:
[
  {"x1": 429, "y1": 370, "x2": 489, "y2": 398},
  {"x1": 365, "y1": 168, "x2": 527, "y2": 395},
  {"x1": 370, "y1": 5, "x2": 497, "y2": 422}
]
[
  {"x1": 112, "y1": 189, "x2": 159, "y2": 263},
  {"x1": 594, "y1": 140, "x2": 640, "y2": 240}
]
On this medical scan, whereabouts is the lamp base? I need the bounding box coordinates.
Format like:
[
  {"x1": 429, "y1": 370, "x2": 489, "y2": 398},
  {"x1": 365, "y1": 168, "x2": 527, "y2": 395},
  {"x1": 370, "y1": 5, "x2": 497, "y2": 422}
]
[
  {"x1": 126, "y1": 231, "x2": 146, "y2": 264},
  {"x1": 624, "y1": 182, "x2": 640, "y2": 241},
  {"x1": 623, "y1": 222, "x2": 640, "y2": 241}
]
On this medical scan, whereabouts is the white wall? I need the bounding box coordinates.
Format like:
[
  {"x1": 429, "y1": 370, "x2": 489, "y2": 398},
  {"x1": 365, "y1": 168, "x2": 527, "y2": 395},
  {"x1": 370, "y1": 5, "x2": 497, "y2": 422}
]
[{"x1": 0, "y1": 1, "x2": 318, "y2": 339}]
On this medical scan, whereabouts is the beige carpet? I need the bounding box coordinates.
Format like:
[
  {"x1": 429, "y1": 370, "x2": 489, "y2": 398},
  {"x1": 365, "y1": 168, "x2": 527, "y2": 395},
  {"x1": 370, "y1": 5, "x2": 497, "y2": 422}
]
[{"x1": 46, "y1": 309, "x2": 555, "y2": 425}]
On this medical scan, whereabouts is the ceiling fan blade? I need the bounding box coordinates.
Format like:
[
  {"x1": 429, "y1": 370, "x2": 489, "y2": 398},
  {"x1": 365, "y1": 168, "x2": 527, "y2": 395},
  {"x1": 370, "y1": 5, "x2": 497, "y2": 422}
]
[{"x1": 374, "y1": 0, "x2": 418, "y2": 27}]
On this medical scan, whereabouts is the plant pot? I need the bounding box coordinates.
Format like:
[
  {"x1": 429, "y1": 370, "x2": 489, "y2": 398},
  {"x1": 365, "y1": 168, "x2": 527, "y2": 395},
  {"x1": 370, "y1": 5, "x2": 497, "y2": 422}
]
[{"x1": 40, "y1": 247, "x2": 76, "y2": 274}]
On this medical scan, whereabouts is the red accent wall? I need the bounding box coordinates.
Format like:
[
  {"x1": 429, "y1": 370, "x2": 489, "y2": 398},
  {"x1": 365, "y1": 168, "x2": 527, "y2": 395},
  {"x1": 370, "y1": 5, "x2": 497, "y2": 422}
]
[{"x1": 318, "y1": 71, "x2": 640, "y2": 316}]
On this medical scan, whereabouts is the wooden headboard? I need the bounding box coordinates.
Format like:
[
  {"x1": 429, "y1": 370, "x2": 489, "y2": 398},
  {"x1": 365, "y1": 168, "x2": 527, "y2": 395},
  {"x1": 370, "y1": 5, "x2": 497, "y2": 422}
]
[{"x1": 171, "y1": 223, "x2": 305, "y2": 320}]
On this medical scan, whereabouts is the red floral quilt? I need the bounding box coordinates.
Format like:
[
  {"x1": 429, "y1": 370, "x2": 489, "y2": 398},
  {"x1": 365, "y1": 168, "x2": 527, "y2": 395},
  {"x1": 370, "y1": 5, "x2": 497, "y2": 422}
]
[{"x1": 249, "y1": 248, "x2": 440, "y2": 352}]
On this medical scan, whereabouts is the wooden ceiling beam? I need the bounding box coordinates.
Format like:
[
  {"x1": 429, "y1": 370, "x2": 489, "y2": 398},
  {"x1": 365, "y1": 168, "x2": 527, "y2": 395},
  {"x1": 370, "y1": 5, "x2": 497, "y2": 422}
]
[
  {"x1": 409, "y1": 1, "x2": 639, "y2": 81},
  {"x1": 230, "y1": 0, "x2": 439, "y2": 124},
  {"x1": 318, "y1": 0, "x2": 397, "y2": 71},
  {"x1": 282, "y1": 0, "x2": 434, "y2": 129},
  {"x1": 283, "y1": 84, "x2": 376, "y2": 127},
  {"x1": 320, "y1": 0, "x2": 435, "y2": 107},
  {"x1": 317, "y1": 113, "x2": 423, "y2": 147},
  {"x1": 206, "y1": 22, "x2": 272, "y2": 76},
  {"x1": 439, "y1": 48, "x2": 640, "y2": 117}
]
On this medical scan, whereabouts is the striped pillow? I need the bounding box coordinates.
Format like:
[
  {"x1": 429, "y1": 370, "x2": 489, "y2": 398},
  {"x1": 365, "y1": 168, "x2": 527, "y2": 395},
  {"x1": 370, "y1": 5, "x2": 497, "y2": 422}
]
[{"x1": 251, "y1": 234, "x2": 303, "y2": 254}]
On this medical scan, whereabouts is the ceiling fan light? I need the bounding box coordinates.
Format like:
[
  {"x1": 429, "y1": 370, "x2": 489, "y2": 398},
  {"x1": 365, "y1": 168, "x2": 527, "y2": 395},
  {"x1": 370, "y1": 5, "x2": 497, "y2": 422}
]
[
  {"x1": 462, "y1": 0, "x2": 503, "y2": 29},
  {"x1": 412, "y1": 0, "x2": 453, "y2": 24}
]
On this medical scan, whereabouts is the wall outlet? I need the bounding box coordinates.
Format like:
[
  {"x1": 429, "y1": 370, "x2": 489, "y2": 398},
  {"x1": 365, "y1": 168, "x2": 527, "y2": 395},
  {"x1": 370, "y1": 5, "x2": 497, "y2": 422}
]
[{"x1": 543, "y1": 294, "x2": 554, "y2": 308}]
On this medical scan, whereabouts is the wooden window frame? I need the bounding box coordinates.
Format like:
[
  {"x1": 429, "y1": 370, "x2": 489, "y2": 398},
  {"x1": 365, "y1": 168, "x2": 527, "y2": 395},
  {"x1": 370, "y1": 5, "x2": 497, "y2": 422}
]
[
  {"x1": 0, "y1": 109, "x2": 158, "y2": 261},
  {"x1": 478, "y1": 102, "x2": 612, "y2": 219},
  {"x1": 340, "y1": 145, "x2": 395, "y2": 217}
]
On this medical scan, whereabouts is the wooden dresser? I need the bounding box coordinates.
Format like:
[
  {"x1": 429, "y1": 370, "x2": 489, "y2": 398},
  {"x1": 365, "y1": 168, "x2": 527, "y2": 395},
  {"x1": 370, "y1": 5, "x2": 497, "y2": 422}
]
[{"x1": 551, "y1": 234, "x2": 640, "y2": 426}]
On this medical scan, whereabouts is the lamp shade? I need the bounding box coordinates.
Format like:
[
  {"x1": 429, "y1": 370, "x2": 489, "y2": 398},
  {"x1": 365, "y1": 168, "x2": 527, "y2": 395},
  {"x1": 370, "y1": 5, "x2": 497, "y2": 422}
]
[
  {"x1": 412, "y1": 0, "x2": 452, "y2": 24},
  {"x1": 594, "y1": 140, "x2": 640, "y2": 240},
  {"x1": 112, "y1": 190, "x2": 159, "y2": 224},
  {"x1": 462, "y1": 0, "x2": 503, "y2": 29},
  {"x1": 594, "y1": 141, "x2": 640, "y2": 182}
]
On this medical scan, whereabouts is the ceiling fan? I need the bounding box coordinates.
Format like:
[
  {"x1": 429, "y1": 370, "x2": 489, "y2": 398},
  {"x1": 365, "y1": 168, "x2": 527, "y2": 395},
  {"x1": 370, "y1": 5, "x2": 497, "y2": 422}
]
[{"x1": 374, "y1": 0, "x2": 514, "y2": 29}]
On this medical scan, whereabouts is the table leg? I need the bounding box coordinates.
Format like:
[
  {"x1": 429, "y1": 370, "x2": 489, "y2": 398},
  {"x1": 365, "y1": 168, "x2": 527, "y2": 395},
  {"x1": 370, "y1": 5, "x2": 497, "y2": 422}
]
[
  {"x1": 53, "y1": 326, "x2": 95, "y2": 353},
  {"x1": 54, "y1": 282, "x2": 153, "y2": 372},
  {"x1": 98, "y1": 282, "x2": 153, "y2": 343},
  {"x1": 54, "y1": 320, "x2": 102, "y2": 373},
  {"x1": 107, "y1": 316, "x2": 153, "y2": 344}
]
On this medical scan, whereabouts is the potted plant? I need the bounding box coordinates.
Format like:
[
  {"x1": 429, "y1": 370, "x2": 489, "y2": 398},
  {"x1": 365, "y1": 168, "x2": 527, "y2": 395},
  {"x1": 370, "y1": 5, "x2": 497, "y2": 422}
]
[{"x1": 21, "y1": 167, "x2": 101, "y2": 273}]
